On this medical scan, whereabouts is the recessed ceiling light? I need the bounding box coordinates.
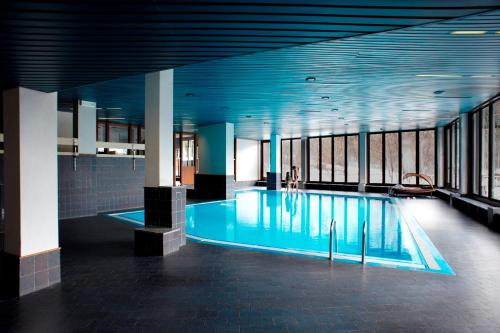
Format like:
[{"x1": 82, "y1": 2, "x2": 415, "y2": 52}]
[
  {"x1": 185, "y1": 93, "x2": 194, "y2": 97},
  {"x1": 434, "y1": 90, "x2": 445, "y2": 95},
  {"x1": 98, "y1": 117, "x2": 126, "y2": 120},
  {"x1": 416, "y1": 74, "x2": 462, "y2": 78},
  {"x1": 450, "y1": 30, "x2": 487, "y2": 35},
  {"x1": 496, "y1": 31, "x2": 500, "y2": 34},
  {"x1": 305, "y1": 76, "x2": 316, "y2": 82},
  {"x1": 321, "y1": 96, "x2": 330, "y2": 100},
  {"x1": 245, "y1": 115, "x2": 252, "y2": 118},
  {"x1": 338, "y1": 117, "x2": 345, "y2": 120},
  {"x1": 331, "y1": 108, "x2": 338, "y2": 112},
  {"x1": 96, "y1": 107, "x2": 103, "y2": 110},
  {"x1": 106, "y1": 107, "x2": 122, "y2": 110}
]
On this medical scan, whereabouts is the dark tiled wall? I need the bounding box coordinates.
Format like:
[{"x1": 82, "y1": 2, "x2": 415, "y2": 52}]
[
  {"x1": 96, "y1": 157, "x2": 144, "y2": 212},
  {"x1": 58, "y1": 155, "x2": 144, "y2": 219},
  {"x1": 58, "y1": 155, "x2": 97, "y2": 219},
  {"x1": 194, "y1": 174, "x2": 234, "y2": 199},
  {"x1": 266, "y1": 172, "x2": 282, "y2": 190}
]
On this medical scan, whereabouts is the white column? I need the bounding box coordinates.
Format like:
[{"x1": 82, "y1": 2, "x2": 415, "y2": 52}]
[
  {"x1": 459, "y1": 114, "x2": 469, "y2": 194},
  {"x1": 73, "y1": 100, "x2": 96, "y2": 155},
  {"x1": 144, "y1": 69, "x2": 174, "y2": 187},
  {"x1": 270, "y1": 134, "x2": 281, "y2": 174},
  {"x1": 358, "y1": 132, "x2": 368, "y2": 192},
  {"x1": 436, "y1": 127, "x2": 445, "y2": 188},
  {"x1": 198, "y1": 122, "x2": 234, "y2": 176},
  {"x1": 3, "y1": 88, "x2": 58, "y2": 257}
]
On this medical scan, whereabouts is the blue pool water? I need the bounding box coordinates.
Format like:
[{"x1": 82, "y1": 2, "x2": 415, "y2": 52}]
[{"x1": 110, "y1": 189, "x2": 453, "y2": 274}]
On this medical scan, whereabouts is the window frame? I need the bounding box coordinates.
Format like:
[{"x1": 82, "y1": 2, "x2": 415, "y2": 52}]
[
  {"x1": 280, "y1": 138, "x2": 301, "y2": 181},
  {"x1": 307, "y1": 134, "x2": 359, "y2": 184},
  {"x1": 367, "y1": 129, "x2": 437, "y2": 186},
  {"x1": 467, "y1": 93, "x2": 500, "y2": 202}
]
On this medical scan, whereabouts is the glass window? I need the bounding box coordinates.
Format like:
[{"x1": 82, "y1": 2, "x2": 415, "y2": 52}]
[
  {"x1": 369, "y1": 134, "x2": 383, "y2": 183},
  {"x1": 451, "y1": 124, "x2": 456, "y2": 189},
  {"x1": 385, "y1": 133, "x2": 399, "y2": 184},
  {"x1": 292, "y1": 139, "x2": 302, "y2": 181},
  {"x1": 419, "y1": 130, "x2": 435, "y2": 184},
  {"x1": 182, "y1": 134, "x2": 195, "y2": 167},
  {"x1": 347, "y1": 135, "x2": 359, "y2": 183},
  {"x1": 401, "y1": 131, "x2": 416, "y2": 184},
  {"x1": 130, "y1": 126, "x2": 138, "y2": 144},
  {"x1": 309, "y1": 138, "x2": 320, "y2": 181},
  {"x1": 321, "y1": 137, "x2": 332, "y2": 182},
  {"x1": 494, "y1": 101, "x2": 500, "y2": 199},
  {"x1": 262, "y1": 141, "x2": 270, "y2": 179},
  {"x1": 472, "y1": 112, "x2": 480, "y2": 195},
  {"x1": 281, "y1": 140, "x2": 291, "y2": 181},
  {"x1": 481, "y1": 108, "x2": 489, "y2": 197},
  {"x1": 97, "y1": 122, "x2": 106, "y2": 142},
  {"x1": 109, "y1": 124, "x2": 129, "y2": 143},
  {"x1": 333, "y1": 136, "x2": 345, "y2": 182}
]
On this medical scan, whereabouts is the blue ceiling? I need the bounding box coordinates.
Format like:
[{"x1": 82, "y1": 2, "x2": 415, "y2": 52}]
[
  {"x1": 57, "y1": 9, "x2": 500, "y2": 139},
  {"x1": 2, "y1": 0, "x2": 499, "y2": 92},
  {"x1": 2, "y1": 1, "x2": 499, "y2": 139}
]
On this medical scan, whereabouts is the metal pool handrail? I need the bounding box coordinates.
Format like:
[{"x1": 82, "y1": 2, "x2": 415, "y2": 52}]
[
  {"x1": 329, "y1": 220, "x2": 336, "y2": 261},
  {"x1": 361, "y1": 221, "x2": 367, "y2": 264}
]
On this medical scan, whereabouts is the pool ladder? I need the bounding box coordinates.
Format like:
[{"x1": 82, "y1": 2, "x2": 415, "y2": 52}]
[{"x1": 329, "y1": 220, "x2": 367, "y2": 264}]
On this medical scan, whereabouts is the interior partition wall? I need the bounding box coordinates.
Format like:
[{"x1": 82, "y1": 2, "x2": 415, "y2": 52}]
[
  {"x1": 307, "y1": 134, "x2": 359, "y2": 184},
  {"x1": 368, "y1": 130, "x2": 436, "y2": 186}
]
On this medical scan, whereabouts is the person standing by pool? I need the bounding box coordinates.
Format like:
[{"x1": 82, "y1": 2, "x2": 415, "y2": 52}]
[
  {"x1": 285, "y1": 171, "x2": 292, "y2": 192},
  {"x1": 291, "y1": 166, "x2": 299, "y2": 192}
]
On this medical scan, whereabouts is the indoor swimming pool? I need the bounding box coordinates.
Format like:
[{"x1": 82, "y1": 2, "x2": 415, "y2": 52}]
[{"x1": 110, "y1": 189, "x2": 453, "y2": 275}]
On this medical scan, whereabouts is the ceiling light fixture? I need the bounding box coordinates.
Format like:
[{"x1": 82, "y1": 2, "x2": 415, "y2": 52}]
[
  {"x1": 106, "y1": 107, "x2": 122, "y2": 110},
  {"x1": 321, "y1": 96, "x2": 330, "y2": 100},
  {"x1": 98, "y1": 117, "x2": 126, "y2": 120},
  {"x1": 245, "y1": 115, "x2": 252, "y2": 118},
  {"x1": 305, "y1": 76, "x2": 316, "y2": 82},
  {"x1": 331, "y1": 108, "x2": 338, "y2": 112},
  {"x1": 450, "y1": 30, "x2": 487, "y2": 35},
  {"x1": 434, "y1": 90, "x2": 445, "y2": 95}
]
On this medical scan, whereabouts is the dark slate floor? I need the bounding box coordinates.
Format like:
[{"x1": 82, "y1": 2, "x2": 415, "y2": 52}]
[{"x1": 1, "y1": 198, "x2": 500, "y2": 333}]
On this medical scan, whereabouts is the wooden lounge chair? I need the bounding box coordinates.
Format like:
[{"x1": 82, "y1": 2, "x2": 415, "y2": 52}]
[{"x1": 389, "y1": 173, "x2": 435, "y2": 197}]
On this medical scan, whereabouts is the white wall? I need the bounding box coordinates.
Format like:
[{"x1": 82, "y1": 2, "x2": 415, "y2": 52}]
[
  {"x1": 4, "y1": 87, "x2": 59, "y2": 256},
  {"x1": 198, "y1": 123, "x2": 234, "y2": 175},
  {"x1": 57, "y1": 111, "x2": 73, "y2": 138},
  {"x1": 236, "y1": 138, "x2": 259, "y2": 181}
]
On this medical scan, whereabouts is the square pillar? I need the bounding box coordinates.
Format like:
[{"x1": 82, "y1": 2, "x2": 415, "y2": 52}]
[
  {"x1": 73, "y1": 100, "x2": 96, "y2": 155},
  {"x1": 267, "y1": 134, "x2": 281, "y2": 190},
  {"x1": 195, "y1": 122, "x2": 235, "y2": 199},
  {"x1": 1, "y1": 87, "x2": 60, "y2": 297},
  {"x1": 138, "y1": 69, "x2": 185, "y2": 256}
]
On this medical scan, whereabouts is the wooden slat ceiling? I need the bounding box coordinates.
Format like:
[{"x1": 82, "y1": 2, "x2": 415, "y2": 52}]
[
  {"x1": 58, "y1": 9, "x2": 500, "y2": 139},
  {"x1": 2, "y1": 0, "x2": 500, "y2": 92}
]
